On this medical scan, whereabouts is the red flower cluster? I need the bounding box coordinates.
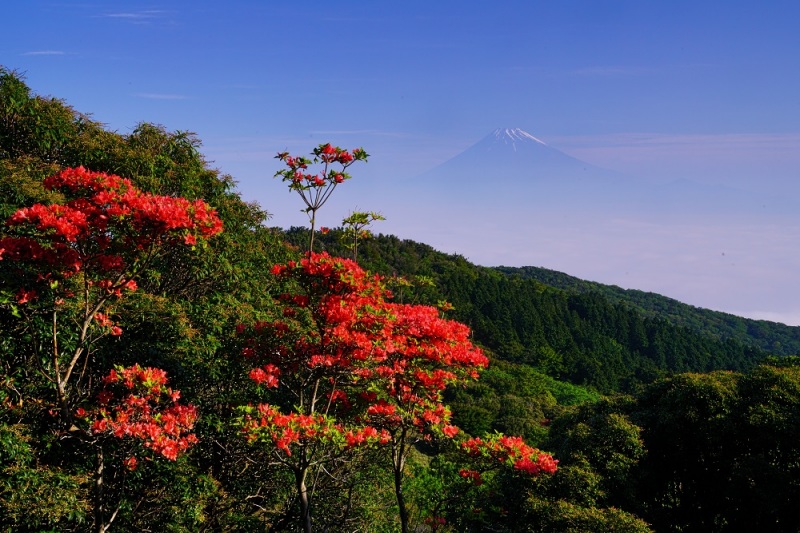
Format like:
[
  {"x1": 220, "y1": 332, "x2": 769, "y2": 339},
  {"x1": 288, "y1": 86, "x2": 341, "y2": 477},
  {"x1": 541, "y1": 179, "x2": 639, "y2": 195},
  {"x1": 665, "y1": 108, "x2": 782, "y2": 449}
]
[
  {"x1": 459, "y1": 468, "x2": 484, "y2": 485},
  {"x1": 91, "y1": 365, "x2": 199, "y2": 462},
  {"x1": 275, "y1": 144, "x2": 367, "y2": 193},
  {"x1": 343, "y1": 425, "x2": 391, "y2": 448},
  {"x1": 249, "y1": 364, "x2": 280, "y2": 388},
  {"x1": 239, "y1": 253, "x2": 490, "y2": 466},
  {"x1": 0, "y1": 166, "x2": 223, "y2": 304},
  {"x1": 94, "y1": 312, "x2": 123, "y2": 336},
  {"x1": 240, "y1": 403, "x2": 389, "y2": 457},
  {"x1": 462, "y1": 434, "x2": 558, "y2": 476},
  {"x1": 274, "y1": 145, "x2": 369, "y2": 254}
]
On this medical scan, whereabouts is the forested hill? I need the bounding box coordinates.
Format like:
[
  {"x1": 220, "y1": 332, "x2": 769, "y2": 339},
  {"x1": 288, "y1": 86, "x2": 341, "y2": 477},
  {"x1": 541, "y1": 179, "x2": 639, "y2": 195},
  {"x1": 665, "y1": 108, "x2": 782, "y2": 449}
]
[
  {"x1": 284, "y1": 228, "x2": 777, "y2": 393},
  {"x1": 496, "y1": 265, "x2": 800, "y2": 356}
]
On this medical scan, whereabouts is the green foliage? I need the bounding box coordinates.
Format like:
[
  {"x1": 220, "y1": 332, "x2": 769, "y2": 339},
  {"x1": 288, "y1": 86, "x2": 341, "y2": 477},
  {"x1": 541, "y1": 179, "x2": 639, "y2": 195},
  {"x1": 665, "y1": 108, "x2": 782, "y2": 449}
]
[
  {"x1": 622, "y1": 366, "x2": 800, "y2": 532},
  {"x1": 546, "y1": 396, "x2": 645, "y2": 509},
  {"x1": 522, "y1": 497, "x2": 652, "y2": 533},
  {"x1": 631, "y1": 372, "x2": 740, "y2": 531},
  {"x1": 340, "y1": 210, "x2": 385, "y2": 260},
  {"x1": 446, "y1": 359, "x2": 598, "y2": 445},
  {"x1": 0, "y1": 67, "x2": 87, "y2": 166},
  {"x1": 0, "y1": 424, "x2": 90, "y2": 531}
]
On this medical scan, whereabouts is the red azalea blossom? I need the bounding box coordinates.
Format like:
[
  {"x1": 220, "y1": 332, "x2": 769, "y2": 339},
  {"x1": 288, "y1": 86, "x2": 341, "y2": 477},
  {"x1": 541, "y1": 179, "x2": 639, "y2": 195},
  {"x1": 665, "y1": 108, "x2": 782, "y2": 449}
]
[
  {"x1": 442, "y1": 424, "x2": 459, "y2": 438},
  {"x1": 15, "y1": 288, "x2": 38, "y2": 304},
  {"x1": 459, "y1": 468, "x2": 483, "y2": 485},
  {"x1": 124, "y1": 456, "x2": 138, "y2": 471},
  {"x1": 92, "y1": 365, "x2": 198, "y2": 462},
  {"x1": 249, "y1": 365, "x2": 280, "y2": 388},
  {"x1": 462, "y1": 434, "x2": 558, "y2": 476},
  {"x1": 1, "y1": 167, "x2": 222, "y2": 309}
]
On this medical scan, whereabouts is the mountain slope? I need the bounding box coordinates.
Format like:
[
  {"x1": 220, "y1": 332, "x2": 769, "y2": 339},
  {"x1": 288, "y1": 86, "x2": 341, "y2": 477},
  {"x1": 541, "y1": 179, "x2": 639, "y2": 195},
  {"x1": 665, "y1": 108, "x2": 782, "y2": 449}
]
[{"x1": 495, "y1": 265, "x2": 800, "y2": 355}]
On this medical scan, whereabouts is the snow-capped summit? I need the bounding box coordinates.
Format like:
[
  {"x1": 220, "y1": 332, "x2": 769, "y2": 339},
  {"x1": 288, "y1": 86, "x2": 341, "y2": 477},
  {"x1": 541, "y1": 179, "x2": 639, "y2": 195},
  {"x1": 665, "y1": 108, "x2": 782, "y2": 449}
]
[
  {"x1": 433, "y1": 127, "x2": 598, "y2": 173},
  {"x1": 405, "y1": 127, "x2": 630, "y2": 206},
  {"x1": 492, "y1": 128, "x2": 548, "y2": 149}
]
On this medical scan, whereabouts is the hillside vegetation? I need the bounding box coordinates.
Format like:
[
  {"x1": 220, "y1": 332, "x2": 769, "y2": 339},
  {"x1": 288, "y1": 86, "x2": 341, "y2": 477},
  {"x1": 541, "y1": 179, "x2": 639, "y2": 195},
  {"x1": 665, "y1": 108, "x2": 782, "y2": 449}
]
[{"x1": 497, "y1": 265, "x2": 800, "y2": 355}]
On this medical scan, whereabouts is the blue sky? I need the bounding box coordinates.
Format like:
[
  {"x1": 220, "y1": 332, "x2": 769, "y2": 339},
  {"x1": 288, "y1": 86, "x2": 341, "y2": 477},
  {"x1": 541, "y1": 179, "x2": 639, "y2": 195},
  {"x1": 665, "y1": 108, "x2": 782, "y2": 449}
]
[{"x1": 4, "y1": 1, "x2": 800, "y2": 324}]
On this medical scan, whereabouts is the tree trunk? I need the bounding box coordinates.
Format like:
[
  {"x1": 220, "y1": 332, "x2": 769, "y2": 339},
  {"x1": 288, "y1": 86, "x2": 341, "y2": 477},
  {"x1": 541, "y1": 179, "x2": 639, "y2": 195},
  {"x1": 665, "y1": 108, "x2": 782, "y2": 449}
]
[
  {"x1": 308, "y1": 211, "x2": 317, "y2": 253},
  {"x1": 392, "y1": 431, "x2": 409, "y2": 533},
  {"x1": 95, "y1": 446, "x2": 105, "y2": 533},
  {"x1": 394, "y1": 459, "x2": 409, "y2": 533},
  {"x1": 296, "y1": 467, "x2": 313, "y2": 533}
]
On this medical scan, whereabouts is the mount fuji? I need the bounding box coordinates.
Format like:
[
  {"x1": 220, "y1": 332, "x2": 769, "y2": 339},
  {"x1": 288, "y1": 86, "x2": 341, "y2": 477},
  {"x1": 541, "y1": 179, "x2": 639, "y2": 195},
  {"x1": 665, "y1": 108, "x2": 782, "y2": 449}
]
[
  {"x1": 402, "y1": 128, "x2": 623, "y2": 209},
  {"x1": 398, "y1": 128, "x2": 770, "y2": 215}
]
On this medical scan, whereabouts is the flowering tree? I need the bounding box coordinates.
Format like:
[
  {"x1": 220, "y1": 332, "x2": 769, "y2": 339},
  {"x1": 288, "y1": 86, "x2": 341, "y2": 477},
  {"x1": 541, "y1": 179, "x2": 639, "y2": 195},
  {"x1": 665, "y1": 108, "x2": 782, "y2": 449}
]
[
  {"x1": 275, "y1": 144, "x2": 368, "y2": 252},
  {"x1": 237, "y1": 253, "x2": 548, "y2": 532},
  {"x1": 238, "y1": 252, "x2": 395, "y2": 532},
  {"x1": 0, "y1": 166, "x2": 221, "y2": 531},
  {"x1": 91, "y1": 365, "x2": 199, "y2": 463},
  {"x1": 359, "y1": 302, "x2": 489, "y2": 532},
  {"x1": 253, "y1": 143, "x2": 555, "y2": 531},
  {"x1": 0, "y1": 166, "x2": 223, "y2": 422},
  {"x1": 84, "y1": 364, "x2": 199, "y2": 532}
]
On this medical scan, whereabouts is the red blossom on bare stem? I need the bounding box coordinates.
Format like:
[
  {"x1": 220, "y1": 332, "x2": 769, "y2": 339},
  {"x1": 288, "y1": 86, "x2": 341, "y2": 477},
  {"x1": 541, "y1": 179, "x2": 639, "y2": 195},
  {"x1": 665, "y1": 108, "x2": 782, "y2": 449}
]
[{"x1": 274, "y1": 144, "x2": 368, "y2": 252}]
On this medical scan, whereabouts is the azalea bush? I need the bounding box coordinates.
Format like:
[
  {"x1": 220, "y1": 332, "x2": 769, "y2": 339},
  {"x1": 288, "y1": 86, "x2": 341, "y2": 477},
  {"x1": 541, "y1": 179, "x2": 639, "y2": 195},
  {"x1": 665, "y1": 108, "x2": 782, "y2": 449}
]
[
  {"x1": 77, "y1": 364, "x2": 200, "y2": 531},
  {"x1": 0, "y1": 165, "x2": 222, "y2": 531},
  {"x1": 237, "y1": 249, "x2": 555, "y2": 532},
  {"x1": 0, "y1": 166, "x2": 223, "y2": 421},
  {"x1": 237, "y1": 252, "x2": 397, "y2": 532}
]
